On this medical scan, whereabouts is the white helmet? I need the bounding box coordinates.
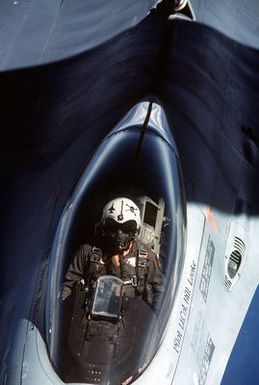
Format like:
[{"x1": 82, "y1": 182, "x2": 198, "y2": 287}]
[{"x1": 101, "y1": 197, "x2": 141, "y2": 231}]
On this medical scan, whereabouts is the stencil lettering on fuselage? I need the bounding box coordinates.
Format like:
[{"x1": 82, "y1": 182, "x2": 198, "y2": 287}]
[
  {"x1": 172, "y1": 260, "x2": 197, "y2": 354},
  {"x1": 191, "y1": 309, "x2": 206, "y2": 364},
  {"x1": 198, "y1": 334, "x2": 215, "y2": 385},
  {"x1": 199, "y1": 236, "x2": 215, "y2": 302}
]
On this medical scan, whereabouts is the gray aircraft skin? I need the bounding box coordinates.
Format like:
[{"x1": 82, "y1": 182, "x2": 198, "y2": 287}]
[
  {"x1": 1, "y1": 1, "x2": 259, "y2": 385},
  {"x1": 1, "y1": 0, "x2": 259, "y2": 71}
]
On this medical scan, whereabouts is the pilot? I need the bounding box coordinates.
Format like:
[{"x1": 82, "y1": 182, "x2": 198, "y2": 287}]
[{"x1": 62, "y1": 197, "x2": 164, "y2": 311}]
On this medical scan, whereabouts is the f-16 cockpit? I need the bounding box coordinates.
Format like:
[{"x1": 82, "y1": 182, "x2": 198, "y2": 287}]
[{"x1": 45, "y1": 102, "x2": 186, "y2": 385}]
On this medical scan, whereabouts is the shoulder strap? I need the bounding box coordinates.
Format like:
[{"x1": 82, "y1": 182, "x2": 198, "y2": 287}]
[
  {"x1": 89, "y1": 246, "x2": 102, "y2": 263},
  {"x1": 136, "y1": 245, "x2": 150, "y2": 295},
  {"x1": 137, "y1": 248, "x2": 150, "y2": 268},
  {"x1": 87, "y1": 246, "x2": 102, "y2": 274}
]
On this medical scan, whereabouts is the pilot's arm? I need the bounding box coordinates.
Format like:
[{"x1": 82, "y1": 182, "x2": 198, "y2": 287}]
[{"x1": 62, "y1": 244, "x2": 91, "y2": 300}]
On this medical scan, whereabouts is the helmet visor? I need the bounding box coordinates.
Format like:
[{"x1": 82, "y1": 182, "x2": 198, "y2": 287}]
[{"x1": 104, "y1": 218, "x2": 137, "y2": 234}]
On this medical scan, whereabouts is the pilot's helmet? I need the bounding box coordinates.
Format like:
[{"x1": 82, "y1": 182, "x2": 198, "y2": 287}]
[{"x1": 101, "y1": 197, "x2": 141, "y2": 251}]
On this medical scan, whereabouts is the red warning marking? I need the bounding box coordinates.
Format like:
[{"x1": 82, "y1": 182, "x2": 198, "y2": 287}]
[{"x1": 205, "y1": 206, "x2": 218, "y2": 233}]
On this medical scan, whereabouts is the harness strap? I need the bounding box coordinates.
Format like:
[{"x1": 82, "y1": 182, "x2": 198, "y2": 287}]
[
  {"x1": 84, "y1": 247, "x2": 102, "y2": 288},
  {"x1": 136, "y1": 248, "x2": 150, "y2": 296}
]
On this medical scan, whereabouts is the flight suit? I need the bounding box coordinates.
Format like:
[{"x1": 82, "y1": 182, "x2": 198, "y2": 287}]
[
  {"x1": 62, "y1": 239, "x2": 164, "y2": 309},
  {"x1": 61, "y1": 239, "x2": 164, "y2": 383}
]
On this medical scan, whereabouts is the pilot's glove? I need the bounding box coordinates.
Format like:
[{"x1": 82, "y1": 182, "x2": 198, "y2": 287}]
[{"x1": 61, "y1": 286, "x2": 72, "y2": 301}]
